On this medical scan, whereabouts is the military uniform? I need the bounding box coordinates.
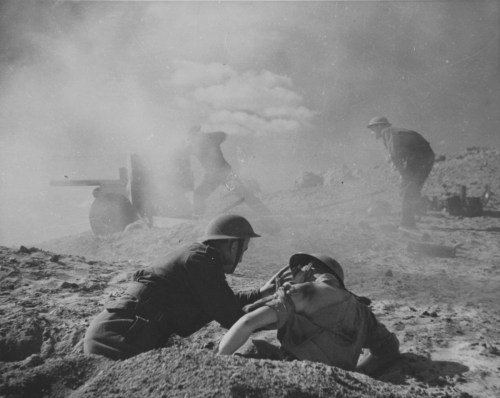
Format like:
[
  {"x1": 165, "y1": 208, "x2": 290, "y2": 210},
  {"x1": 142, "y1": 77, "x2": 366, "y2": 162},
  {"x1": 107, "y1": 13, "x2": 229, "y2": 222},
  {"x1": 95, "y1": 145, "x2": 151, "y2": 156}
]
[
  {"x1": 84, "y1": 242, "x2": 261, "y2": 359},
  {"x1": 380, "y1": 126, "x2": 434, "y2": 228},
  {"x1": 265, "y1": 274, "x2": 399, "y2": 371}
]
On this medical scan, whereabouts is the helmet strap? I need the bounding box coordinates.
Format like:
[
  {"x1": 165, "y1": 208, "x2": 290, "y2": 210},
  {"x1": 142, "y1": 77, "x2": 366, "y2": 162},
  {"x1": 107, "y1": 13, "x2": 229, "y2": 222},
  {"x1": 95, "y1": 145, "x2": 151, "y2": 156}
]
[{"x1": 336, "y1": 275, "x2": 346, "y2": 290}]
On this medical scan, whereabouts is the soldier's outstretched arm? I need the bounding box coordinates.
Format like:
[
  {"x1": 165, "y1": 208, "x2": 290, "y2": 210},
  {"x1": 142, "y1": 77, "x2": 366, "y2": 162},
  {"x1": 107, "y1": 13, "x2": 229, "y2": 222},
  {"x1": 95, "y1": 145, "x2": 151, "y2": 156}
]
[{"x1": 218, "y1": 306, "x2": 278, "y2": 355}]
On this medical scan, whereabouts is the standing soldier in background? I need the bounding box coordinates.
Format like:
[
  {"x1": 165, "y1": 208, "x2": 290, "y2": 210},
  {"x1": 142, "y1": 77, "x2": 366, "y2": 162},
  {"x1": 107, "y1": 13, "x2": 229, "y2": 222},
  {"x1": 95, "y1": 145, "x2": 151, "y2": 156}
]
[
  {"x1": 187, "y1": 126, "x2": 273, "y2": 220},
  {"x1": 187, "y1": 126, "x2": 235, "y2": 216},
  {"x1": 367, "y1": 116, "x2": 435, "y2": 229}
]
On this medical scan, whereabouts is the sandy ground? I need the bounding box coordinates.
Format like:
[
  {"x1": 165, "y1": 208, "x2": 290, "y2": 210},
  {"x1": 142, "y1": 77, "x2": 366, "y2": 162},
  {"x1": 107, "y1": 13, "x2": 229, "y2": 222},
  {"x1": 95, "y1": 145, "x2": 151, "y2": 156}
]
[{"x1": 1, "y1": 147, "x2": 499, "y2": 397}]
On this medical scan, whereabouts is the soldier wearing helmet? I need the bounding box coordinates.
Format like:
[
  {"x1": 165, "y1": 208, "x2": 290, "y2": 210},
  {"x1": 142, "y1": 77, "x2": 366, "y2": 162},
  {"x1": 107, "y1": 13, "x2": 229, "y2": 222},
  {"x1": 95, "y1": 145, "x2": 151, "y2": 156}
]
[
  {"x1": 367, "y1": 116, "x2": 435, "y2": 229},
  {"x1": 185, "y1": 126, "x2": 276, "y2": 225},
  {"x1": 219, "y1": 253, "x2": 400, "y2": 377},
  {"x1": 84, "y1": 214, "x2": 275, "y2": 360}
]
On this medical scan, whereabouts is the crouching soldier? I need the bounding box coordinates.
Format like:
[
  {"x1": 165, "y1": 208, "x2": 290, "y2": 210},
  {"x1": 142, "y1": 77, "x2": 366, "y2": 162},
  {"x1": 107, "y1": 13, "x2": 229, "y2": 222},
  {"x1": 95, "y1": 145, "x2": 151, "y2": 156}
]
[
  {"x1": 218, "y1": 253, "x2": 400, "y2": 377},
  {"x1": 84, "y1": 214, "x2": 274, "y2": 360},
  {"x1": 366, "y1": 116, "x2": 435, "y2": 229}
]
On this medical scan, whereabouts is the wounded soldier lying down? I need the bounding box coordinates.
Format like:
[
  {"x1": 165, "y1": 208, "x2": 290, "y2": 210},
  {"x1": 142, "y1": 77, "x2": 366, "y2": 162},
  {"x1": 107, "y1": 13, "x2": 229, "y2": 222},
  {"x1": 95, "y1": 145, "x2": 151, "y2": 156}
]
[{"x1": 218, "y1": 253, "x2": 400, "y2": 377}]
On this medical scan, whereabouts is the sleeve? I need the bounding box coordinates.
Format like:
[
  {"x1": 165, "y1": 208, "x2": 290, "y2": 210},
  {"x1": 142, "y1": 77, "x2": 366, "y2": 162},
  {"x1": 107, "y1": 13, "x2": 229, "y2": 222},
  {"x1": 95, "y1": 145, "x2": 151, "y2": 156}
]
[
  {"x1": 265, "y1": 291, "x2": 294, "y2": 329},
  {"x1": 184, "y1": 252, "x2": 248, "y2": 329},
  {"x1": 235, "y1": 289, "x2": 262, "y2": 308},
  {"x1": 384, "y1": 131, "x2": 404, "y2": 168},
  {"x1": 363, "y1": 311, "x2": 399, "y2": 358}
]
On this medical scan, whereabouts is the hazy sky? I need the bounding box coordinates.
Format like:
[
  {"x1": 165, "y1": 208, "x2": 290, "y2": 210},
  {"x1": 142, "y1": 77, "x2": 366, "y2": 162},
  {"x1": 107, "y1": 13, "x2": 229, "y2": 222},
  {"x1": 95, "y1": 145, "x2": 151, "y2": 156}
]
[{"x1": 1, "y1": 1, "x2": 499, "y2": 245}]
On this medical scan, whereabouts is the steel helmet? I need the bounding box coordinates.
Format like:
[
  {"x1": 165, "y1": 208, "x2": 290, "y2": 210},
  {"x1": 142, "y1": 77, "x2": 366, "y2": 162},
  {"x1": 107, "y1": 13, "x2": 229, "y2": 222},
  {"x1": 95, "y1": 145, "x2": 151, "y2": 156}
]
[
  {"x1": 200, "y1": 214, "x2": 260, "y2": 241},
  {"x1": 289, "y1": 253, "x2": 344, "y2": 284},
  {"x1": 367, "y1": 116, "x2": 391, "y2": 128}
]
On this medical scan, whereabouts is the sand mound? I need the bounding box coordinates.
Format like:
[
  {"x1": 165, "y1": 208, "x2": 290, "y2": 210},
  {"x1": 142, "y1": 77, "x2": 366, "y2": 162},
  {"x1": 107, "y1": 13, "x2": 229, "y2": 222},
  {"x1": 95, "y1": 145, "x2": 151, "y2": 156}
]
[{"x1": 1, "y1": 344, "x2": 458, "y2": 398}]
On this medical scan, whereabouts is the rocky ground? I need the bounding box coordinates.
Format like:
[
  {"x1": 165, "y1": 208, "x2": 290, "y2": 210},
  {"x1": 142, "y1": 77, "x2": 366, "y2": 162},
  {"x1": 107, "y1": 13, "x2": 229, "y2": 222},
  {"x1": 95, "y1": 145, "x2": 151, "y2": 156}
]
[{"x1": 1, "y1": 147, "x2": 499, "y2": 397}]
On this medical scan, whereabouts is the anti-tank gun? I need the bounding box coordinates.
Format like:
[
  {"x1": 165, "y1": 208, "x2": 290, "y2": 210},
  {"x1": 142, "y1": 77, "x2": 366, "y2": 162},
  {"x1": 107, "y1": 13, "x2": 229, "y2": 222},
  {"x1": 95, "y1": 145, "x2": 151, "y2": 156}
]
[
  {"x1": 50, "y1": 153, "x2": 196, "y2": 236},
  {"x1": 50, "y1": 166, "x2": 141, "y2": 236},
  {"x1": 50, "y1": 151, "x2": 278, "y2": 236}
]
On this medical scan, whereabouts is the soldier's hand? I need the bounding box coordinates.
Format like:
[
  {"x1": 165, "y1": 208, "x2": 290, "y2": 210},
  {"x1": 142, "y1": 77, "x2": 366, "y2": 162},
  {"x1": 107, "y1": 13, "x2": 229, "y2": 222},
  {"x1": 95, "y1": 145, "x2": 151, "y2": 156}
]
[
  {"x1": 259, "y1": 265, "x2": 291, "y2": 297},
  {"x1": 259, "y1": 283, "x2": 275, "y2": 298}
]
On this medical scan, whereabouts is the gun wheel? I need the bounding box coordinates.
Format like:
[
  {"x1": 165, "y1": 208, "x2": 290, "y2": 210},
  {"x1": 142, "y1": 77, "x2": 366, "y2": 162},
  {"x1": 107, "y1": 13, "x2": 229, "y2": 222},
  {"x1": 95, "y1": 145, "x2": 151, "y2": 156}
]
[{"x1": 89, "y1": 193, "x2": 139, "y2": 236}]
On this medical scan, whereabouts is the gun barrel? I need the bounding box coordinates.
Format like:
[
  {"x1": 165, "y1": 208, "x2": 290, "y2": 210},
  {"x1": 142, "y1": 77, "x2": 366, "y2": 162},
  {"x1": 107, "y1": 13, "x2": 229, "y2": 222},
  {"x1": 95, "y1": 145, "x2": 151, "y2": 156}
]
[
  {"x1": 50, "y1": 179, "x2": 125, "y2": 187},
  {"x1": 50, "y1": 167, "x2": 128, "y2": 187}
]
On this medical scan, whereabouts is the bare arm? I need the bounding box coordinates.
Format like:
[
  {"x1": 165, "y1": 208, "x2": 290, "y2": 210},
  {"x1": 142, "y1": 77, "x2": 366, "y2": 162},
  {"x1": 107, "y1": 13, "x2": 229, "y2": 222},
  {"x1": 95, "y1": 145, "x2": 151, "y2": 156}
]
[{"x1": 218, "y1": 306, "x2": 278, "y2": 355}]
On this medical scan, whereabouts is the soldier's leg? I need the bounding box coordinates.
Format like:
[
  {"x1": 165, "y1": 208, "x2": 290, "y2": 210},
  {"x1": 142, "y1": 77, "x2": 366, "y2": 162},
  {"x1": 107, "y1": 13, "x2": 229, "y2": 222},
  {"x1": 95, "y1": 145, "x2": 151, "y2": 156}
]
[
  {"x1": 412, "y1": 153, "x2": 435, "y2": 217},
  {"x1": 417, "y1": 152, "x2": 435, "y2": 187},
  {"x1": 84, "y1": 308, "x2": 168, "y2": 360},
  {"x1": 400, "y1": 174, "x2": 419, "y2": 228},
  {"x1": 228, "y1": 175, "x2": 272, "y2": 216},
  {"x1": 84, "y1": 310, "x2": 144, "y2": 360},
  {"x1": 400, "y1": 153, "x2": 434, "y2": 228},
  {"x1": 193, "y1": 172, "x2": 224, "y2": 215}
]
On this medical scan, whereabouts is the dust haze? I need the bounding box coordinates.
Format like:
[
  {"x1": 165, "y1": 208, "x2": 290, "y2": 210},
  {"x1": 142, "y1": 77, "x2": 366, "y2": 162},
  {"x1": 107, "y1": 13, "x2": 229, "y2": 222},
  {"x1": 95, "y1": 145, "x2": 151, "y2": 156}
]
[{"x1": 0, "y1": 1, "x2": 499, "y2": 246}]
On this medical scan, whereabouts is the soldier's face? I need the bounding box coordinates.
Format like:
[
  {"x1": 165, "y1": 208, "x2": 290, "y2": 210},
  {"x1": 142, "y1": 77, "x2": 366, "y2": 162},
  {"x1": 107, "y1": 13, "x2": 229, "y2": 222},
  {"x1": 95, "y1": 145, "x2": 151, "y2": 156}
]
[
  {"x1": 222, "y1": 238, "x2": 249, "y2": 273},
  {"x1": 237, "y1": 238, "x2": 250, "y2": 262},
  {"x1": 369, "y1": 126, "x2": 383, "y2": 139},
  {"x1": 292, "y1": 263, "x2": 315, "y2": 283}
]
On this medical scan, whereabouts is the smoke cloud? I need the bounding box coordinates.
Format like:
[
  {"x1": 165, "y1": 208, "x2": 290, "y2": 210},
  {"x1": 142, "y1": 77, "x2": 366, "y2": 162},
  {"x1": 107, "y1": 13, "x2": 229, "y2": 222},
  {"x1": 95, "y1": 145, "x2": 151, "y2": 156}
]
[
  {"x1": 170, "y1": 60, "x2": 316, "y2": 135},
  {"x1": 0, "y1": 1, "x2": 499, "y2": 245}
]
